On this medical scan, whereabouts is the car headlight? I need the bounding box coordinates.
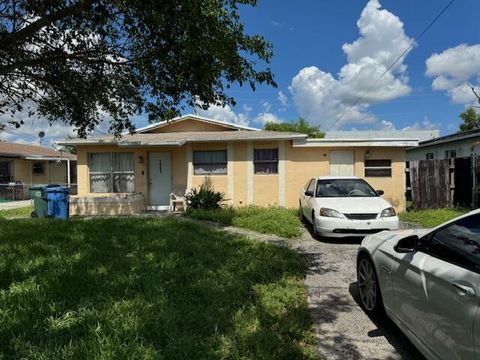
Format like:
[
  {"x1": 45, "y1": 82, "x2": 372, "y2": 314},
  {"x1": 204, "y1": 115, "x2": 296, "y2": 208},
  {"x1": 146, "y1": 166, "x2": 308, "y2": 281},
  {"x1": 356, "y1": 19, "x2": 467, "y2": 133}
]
[
  {"x1": 319, "y1": 208, "x2": 344, "y2": 218},
  {"x1": 381, "y1": 207, "x2": 396, "y2": 217}
]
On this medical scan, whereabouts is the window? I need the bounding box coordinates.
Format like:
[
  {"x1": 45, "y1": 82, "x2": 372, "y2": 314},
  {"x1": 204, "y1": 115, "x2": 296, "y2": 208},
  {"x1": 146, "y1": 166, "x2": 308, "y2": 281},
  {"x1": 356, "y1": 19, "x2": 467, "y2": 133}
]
[
  {"x1": 445, "y1": 150, "x2": 457, "y2": 159},
  {"x1": 89, "y1": 152, "x2": 134, "y2": 193},
  {"x1": 364, "y1": 159, "x2": 391, "y2": 177},
  {"x1": 426, "y1": 153, "x2": 434, "y2": 160},
  {"x1": 424, "y1": 214, "x2": 480, "y2": 273},
  {"x1": 315, "y1": 178, "x2": 378, "y2": 198},
  {"x1": 193, "y1": 150, "x2": 227, "y2": 175},
  {"x1": 32, "y1": 161, "x2": 45, "y2": 175},
  {"x1": 254, "y1": 148, "x2": 278, "y2": 174},
  {"x1": 0, "y1": 161, "x2": 11, "y2": 183}
]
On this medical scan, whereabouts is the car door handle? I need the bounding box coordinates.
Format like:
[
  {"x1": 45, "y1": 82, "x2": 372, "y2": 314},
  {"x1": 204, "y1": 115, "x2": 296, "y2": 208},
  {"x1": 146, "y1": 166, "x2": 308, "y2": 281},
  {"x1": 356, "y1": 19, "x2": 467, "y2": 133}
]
[{"x1": 451, "y1": 282, "x2": 476, "y2": 297}]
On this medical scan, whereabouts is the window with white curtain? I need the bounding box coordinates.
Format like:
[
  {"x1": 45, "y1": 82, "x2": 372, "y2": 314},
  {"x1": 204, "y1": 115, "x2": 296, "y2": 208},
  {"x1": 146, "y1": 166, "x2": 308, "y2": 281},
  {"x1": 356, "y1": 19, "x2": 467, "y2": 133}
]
[
  {"x1": 89, "y1": 152, "x2": 134, "y2": 193},
  {"x1": 193, "y1": 150, "x2": 227, "y2": 175}
]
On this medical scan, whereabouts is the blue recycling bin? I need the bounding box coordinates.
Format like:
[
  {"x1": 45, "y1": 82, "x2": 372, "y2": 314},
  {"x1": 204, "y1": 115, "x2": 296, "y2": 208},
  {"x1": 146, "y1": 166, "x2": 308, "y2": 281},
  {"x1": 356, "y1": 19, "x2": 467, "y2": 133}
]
[{"x1": 46, "y1": 186, "x2": 70, "y2": 219}]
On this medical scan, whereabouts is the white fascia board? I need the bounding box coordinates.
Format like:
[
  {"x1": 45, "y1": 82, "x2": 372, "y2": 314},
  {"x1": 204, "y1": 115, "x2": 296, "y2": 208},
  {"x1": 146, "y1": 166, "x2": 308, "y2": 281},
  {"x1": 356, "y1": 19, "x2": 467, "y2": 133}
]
[
  {"x1": 133, "y1": 114, "x2": 260, "y2": 134},
  {"x1": 293, "y1": 138, "x2": 419, "y2": 147}
]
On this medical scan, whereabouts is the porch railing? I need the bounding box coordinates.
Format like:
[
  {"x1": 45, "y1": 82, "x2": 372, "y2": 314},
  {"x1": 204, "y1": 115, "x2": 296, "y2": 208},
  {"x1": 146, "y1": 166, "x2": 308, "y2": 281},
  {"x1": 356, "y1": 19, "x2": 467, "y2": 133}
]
[{"x1": 0, "y1": 183, "x2": 78, "y2": 201}]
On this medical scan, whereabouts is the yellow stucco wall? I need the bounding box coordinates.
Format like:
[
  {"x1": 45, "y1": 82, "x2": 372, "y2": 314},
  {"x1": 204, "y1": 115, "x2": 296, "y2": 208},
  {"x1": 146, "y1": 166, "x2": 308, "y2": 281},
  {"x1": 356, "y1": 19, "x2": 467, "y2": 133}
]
[
  {"x1": 75, "y1": 140, "x2": 407, "y2": 213},
  {"x1": 148, "y1": 118, "x2": 235, "y2": 133},
  {"x1": 10, "y1": 159, "x2": 68, "y2": 184}
]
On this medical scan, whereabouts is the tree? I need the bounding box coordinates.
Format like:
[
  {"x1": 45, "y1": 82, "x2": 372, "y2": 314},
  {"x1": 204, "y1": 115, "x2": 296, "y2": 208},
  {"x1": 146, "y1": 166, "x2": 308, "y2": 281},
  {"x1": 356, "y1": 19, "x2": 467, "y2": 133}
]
[
  {"x1": 0, "y1": 0, "x2": 275, "y2": 137},
  {"x1": 264, "y1": 118, "x2": 325, "y2": 138},
  {"x1": 459, "y1": 108, "x2": 480, "y2": 132}
]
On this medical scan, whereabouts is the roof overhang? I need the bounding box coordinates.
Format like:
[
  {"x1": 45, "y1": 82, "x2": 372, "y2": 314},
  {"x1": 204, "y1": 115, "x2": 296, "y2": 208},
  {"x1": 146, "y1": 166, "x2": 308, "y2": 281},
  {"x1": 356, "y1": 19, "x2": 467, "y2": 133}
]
[
  {"x1": 133, "y1": 114, "x2": 260, "y2": 134},
  {"x1": 293, "y1": 138, "x2": 420, "y2": 148}
]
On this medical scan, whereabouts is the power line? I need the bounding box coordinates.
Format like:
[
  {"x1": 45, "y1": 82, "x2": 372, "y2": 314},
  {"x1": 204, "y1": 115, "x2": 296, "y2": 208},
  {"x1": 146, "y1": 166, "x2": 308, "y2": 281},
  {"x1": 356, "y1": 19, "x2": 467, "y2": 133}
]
[{"x1": 333, "y1": 0, "x2": 457, "y2": 125}]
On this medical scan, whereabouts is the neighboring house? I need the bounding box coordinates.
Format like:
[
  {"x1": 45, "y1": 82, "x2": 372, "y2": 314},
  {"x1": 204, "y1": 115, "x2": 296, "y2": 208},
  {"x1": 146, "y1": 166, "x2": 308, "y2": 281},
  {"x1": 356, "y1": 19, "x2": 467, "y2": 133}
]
[
  {"x1": 0, "y1": 141, "x2": 77, "y2": 200},
  {"x1": 406, "y1": 128, "x2": 480, "y2": 161},
  {"x1": 58, "y1": 114, "x2": 434, "y2": 216}
]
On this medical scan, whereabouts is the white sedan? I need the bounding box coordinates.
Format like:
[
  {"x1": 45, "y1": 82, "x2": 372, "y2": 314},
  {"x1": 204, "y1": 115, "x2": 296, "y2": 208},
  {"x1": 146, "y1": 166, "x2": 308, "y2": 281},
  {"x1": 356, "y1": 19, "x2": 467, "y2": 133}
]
[
  {"x1": 299, "y1": 176, "x2": 399, "y2": 238},
  {"x1": 357, "y1": 210, "x2": 480, "y2": 360}
]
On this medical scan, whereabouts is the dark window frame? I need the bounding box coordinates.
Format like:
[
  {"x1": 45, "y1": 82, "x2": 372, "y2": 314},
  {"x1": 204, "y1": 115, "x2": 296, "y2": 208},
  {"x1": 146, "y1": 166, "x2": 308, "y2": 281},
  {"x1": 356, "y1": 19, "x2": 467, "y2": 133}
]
[
  {"x1": 426, "y1": 153, "x2": 434, "y2": 160},
  {"x1": 364, "y1": 159, "x2": 392, "y2": 177},
  {"x1": 32, "y1": 161, "x2": 45, "y2": 175},
  {"x1": 193, "y1": 150, "x2": 228, "y2": 175},
  {"x1": 254, "y1": 148, "x2": 279, "y2": 175},
  {"x1": 0, "y1": 160, "x2": 12, "y2": 183}
]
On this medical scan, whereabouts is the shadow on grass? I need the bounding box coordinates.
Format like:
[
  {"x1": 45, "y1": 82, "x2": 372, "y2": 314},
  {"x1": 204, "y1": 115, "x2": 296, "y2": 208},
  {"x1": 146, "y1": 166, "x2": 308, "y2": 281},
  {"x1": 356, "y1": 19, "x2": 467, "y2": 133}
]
[{"x1": 0, "y1": 217, "x2": 318, "y2": 359}]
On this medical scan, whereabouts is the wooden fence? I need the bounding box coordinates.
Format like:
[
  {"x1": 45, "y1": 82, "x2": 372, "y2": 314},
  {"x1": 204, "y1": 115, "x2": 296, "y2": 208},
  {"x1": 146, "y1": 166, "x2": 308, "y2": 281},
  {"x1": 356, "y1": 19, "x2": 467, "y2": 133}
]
[{"x1": 407, "y1": 159, "x2": 455, "y2": 209}]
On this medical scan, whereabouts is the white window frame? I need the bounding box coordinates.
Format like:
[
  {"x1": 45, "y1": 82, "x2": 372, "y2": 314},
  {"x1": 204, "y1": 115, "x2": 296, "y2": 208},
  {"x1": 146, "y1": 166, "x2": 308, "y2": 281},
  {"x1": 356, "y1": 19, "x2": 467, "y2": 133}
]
[{"x1": 89, "y1": 152, "x2": 135, "y2": 193}]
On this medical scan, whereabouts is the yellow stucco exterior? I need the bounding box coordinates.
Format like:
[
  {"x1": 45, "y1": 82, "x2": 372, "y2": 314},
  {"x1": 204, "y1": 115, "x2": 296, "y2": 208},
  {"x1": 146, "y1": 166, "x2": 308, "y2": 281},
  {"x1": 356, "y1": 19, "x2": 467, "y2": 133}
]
[
  {"x1": 6, "y1": 158, "x2": 71, "y2": 184},
  {"x1": 72, "y1": 117, "x2": 408, "y2": 215}
]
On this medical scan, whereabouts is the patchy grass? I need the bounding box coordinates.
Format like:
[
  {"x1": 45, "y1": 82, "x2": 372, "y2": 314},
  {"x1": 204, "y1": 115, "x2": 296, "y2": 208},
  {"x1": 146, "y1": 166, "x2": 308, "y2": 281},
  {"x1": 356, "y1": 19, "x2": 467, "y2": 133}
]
[
  {"x1": 186, "y1": 206, "x2": 303, "y2": 238},
  {"x1": 0, "y1": 205, "x2": 33, "y2": 219},
  {"x1": 398, "y1": 208, "x2": 469, "y2": 228},
  {"x1": 0, "y1": 217, "x2": 318, "y2": 359}
]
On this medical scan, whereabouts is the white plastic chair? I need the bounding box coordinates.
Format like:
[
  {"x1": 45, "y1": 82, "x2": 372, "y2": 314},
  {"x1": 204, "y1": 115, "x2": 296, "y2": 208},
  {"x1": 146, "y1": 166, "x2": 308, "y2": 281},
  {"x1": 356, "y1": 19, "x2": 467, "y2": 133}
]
[{"x1": 169, "y1": 193, "x2": 186, "y2": 212}]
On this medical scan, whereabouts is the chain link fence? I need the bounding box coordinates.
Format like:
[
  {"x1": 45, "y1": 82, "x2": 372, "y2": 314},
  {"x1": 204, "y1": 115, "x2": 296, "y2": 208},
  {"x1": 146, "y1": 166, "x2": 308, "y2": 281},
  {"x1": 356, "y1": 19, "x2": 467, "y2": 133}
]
[{"x1": 0, "y1": 183, "x2": 77, "y2": 202}]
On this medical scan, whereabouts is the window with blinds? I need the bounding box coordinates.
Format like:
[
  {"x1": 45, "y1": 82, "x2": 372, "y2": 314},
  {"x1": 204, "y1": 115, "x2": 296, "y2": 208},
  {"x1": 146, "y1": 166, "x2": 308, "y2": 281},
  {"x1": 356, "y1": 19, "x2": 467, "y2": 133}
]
[
  {"x1": 364, "y1": 159, "x2": 392, "y2": 177},
  {"x1": 254, "y1": 148, "x2": 278, "y2": 174},
  {"x1": 193, "y1": 150, "x2": 227, "y2": 175},
  {"x1": 89, "y1": 152, "x2": 135, "y2": 193}
]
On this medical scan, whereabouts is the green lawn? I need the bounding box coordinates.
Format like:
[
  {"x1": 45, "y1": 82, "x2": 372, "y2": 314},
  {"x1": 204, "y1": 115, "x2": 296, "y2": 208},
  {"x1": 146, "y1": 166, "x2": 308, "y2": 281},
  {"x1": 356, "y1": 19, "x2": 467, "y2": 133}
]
[
  {"x1": 186, "y1": 206, "x2": 303, "y2": 238},
  {"x1": 398, "y1": 208, "x2": 468, "y2": 228},
  {"x1": 0, "y1": 206, "x2": 33, "y2": 219},
  {"x1": 0, "y1": 216, "x2": 318, "y2": 359}
]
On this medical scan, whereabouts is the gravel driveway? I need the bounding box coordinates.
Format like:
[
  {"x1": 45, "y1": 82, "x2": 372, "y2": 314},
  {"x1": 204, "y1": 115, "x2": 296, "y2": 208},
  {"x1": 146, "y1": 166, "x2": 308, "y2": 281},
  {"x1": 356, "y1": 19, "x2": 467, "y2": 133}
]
[{"x1": 221, "y1": 223, "x2": 425, "y2": 360}]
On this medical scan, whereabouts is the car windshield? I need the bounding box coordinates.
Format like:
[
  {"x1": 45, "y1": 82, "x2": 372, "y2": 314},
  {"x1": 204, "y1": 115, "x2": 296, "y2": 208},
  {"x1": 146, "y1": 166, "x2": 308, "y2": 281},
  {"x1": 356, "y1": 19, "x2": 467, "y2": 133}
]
[{"x1": 315, "y1": 179, "x2": 378, "y2": 197}]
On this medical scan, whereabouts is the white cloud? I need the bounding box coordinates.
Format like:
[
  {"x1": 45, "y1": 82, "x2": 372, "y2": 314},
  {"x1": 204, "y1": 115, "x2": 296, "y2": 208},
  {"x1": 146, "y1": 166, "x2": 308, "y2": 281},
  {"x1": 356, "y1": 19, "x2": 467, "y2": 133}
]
[
  {"x1": 402, "y1": 117, "x2": 439, "y2": 131},
  {"x1": 195, "y1": 102, "x2": 250, "y2": 126},
  {"x1": 289, "y1": 0, "x2": 413, "y2": 130},
  {"x1": 260, "y1": 100, "x2": 272, "y2": 112},
  {"x1": 242, "y1": 104, "x2": 253, "y2": 112},
  {"x1": 426, "y1": 44, "x2": 480, "y2": 104},
  {"x1": 278, "y1": 91, "x2": 288, "y2": 107},
  {"x1": 255, "y1": 112, "x2": 283, "y2": 125}
]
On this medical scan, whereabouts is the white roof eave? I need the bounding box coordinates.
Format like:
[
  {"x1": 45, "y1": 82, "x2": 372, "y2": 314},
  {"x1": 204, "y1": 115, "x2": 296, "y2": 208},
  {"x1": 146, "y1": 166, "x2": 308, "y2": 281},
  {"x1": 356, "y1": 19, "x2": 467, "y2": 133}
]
[{"x1": 293, "y1": 138, "x2": 420, "y2": 148}]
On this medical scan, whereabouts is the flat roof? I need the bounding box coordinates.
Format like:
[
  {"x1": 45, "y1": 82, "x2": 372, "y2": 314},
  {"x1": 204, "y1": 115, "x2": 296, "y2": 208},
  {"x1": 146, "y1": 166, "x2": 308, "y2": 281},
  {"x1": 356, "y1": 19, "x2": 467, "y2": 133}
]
[{"x1": 411, "y1": 128, "x2": 480, "y2": 150}]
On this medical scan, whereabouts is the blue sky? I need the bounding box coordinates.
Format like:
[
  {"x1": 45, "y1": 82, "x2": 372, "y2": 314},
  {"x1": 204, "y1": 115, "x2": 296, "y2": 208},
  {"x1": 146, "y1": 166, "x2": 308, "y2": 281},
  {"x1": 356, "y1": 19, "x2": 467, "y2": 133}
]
[
  {"x1": 1, "y1": 0, "x2": 479, "y2": 146},
  {"x1": 196, "y1": 0, "x2": 480, "y2": 134}
]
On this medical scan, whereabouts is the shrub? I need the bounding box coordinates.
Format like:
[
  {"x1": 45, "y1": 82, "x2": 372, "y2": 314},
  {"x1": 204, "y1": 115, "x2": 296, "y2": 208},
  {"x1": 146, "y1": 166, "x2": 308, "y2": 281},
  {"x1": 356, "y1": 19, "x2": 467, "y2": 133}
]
[{"x1": 185, "y1": 177, "x2": 225, "y2": 210}]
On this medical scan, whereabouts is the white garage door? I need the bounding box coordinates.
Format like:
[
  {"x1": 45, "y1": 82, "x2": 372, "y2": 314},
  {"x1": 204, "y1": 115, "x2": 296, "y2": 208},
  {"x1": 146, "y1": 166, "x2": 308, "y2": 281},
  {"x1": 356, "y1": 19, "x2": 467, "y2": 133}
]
[{"x1": 329, "y1": 151, "x2": 354, "y2": 176}]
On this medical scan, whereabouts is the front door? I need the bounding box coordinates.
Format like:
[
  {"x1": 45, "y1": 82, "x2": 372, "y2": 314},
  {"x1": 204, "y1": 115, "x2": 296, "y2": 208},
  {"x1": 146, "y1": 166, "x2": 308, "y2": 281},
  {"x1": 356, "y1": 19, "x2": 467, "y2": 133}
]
[
  {"x1": 149, "y1": 152, "x2": 172, "y2": 207},
  {"x1": 329, "y1": 151, "x2": 354, "y2": 176}
]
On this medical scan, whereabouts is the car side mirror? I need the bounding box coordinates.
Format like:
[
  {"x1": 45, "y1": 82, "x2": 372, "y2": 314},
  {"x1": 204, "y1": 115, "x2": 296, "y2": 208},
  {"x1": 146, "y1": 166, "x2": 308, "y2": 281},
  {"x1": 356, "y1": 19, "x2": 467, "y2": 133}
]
[
  {"x1": 376, "y1": 190, "x2": 384, "y2": 196},
  {"x1": 394, "y1": 235, "x2": 419, "y2": 253},
  {"x1": 304, "y1": 190, "x2": 314, "y2": 197}
]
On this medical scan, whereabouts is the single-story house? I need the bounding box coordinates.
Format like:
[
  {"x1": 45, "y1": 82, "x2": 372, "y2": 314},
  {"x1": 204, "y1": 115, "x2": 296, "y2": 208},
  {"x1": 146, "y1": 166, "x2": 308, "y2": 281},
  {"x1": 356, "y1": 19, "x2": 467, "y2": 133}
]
[
  {"x1": 0, "y1": 140, "x2": 77, "y2": 200},
  {"x1": 58, "y1": 114, "x2": 435, "y2": 216},
  {"x1": 406, "y1": 128, "x2": 480, "y2": 161}
]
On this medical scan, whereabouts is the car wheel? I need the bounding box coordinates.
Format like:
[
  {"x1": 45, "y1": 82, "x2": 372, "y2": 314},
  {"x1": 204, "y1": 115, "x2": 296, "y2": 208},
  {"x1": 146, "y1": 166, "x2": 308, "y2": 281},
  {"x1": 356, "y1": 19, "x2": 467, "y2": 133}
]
[
  {"x1": 357, "y1": 255, "x2": 384, "y2": 315},
  {"x1": 311, "y1": 210, "x2": 318, "y2": 238}
]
